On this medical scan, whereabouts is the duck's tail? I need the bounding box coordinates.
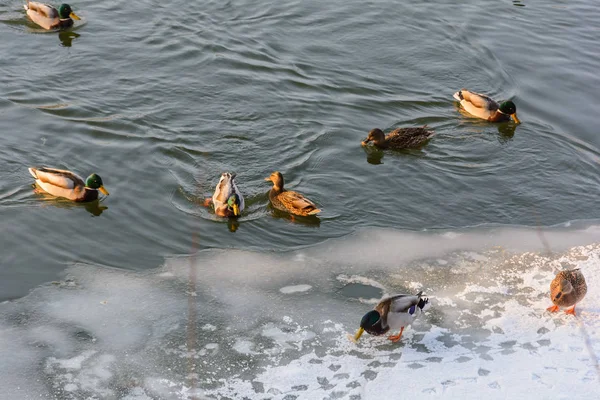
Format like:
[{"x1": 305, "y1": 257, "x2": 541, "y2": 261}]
[
  {"x1": 28, "y1": 167, "x2": 38, "y2": 179},
  {"x1": 415, "y1": 291, "x2": 429, "y2": 310},
  {"x1": 453, "y1": 90, "x2": 464, "y2": 102},
  {"x1": 24, "y1": 1, "x2": 30, "y2": 11}
]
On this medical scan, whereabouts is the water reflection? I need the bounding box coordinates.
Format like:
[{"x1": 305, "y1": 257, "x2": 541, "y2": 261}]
[
  {"x1": 59, "y1": 30, "x2": 80, "y2": 47},
  {"x1": 497, "y1": 122, "x2": 517, "y2": 142},
  {"x1": 268, "y1": 208, "x2": 321, "y2": 227},
  {"x1": 32, "y1": 188, "x2": 108, "y2": 216},
  {"x1": 363, "y1": 146, "x2": 384, "y2": 165},
  {"x1": 227, "y1": 218, "x2": 240, "y2": 232}
]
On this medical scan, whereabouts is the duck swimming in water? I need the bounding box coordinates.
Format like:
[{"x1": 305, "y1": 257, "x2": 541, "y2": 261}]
[
  {"x1": 453, "y1": 89, "x2": 520, "y2": 124},
  {"x1": 361, "y1": 126, "x2": 434, "y2": 149},
  {"x1": 24, "y1": 2, "x2": 80, "y2": 30},
  {"x1": 204, "y1": 172, "x2": 244, "y2": 218},
  {"x1": 264, "y1": 171, "x2": 321, "y2": 217},
  {"x1": 29, "y1": 167, "x2": 108, "y2": 202}
]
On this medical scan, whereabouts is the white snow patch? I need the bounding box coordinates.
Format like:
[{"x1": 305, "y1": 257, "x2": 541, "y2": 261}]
[{"x1": 279, "y1": 284, "x2": 312, "y2": 294}]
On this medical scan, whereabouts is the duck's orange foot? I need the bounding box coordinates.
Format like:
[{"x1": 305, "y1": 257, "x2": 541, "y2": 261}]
[
  {"x1": 387, "y1": 334, "x2": 402, "y2": 342},
  {"x1": 203, "y1": 198, "x2": 212, "y2": 207},
  {"x1": 547, "y1": 305, "x2": 560, "y2": 313},
  {"x1": 387, "y1": 327, "x2": 404, "y2": 343},
  {"x1": 565, "y1": 306, "x2": 577, "y2": 316}
]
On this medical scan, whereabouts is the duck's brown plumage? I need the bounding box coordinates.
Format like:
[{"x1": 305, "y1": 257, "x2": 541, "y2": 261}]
[
  {"x1": 548, "y1": 269, "x2": 587, "y2": 315},
  {"x1": 361, "y1": 126, "x2": 434, "y2": 149},
  {"x1": 265, "y1": 171, "x2": 321, "y2": 217}
]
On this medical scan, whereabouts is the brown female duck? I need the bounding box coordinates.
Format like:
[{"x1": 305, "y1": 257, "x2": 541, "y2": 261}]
[
  {"x1": 547, "y1": 269, "x2": 587, "y2": 315},
  {"x1": 264, "y1": 171, "x2": 321, "y2": 217},
  {"x1": 361, "y1": 126, "x2": 434, "y2": 149}
]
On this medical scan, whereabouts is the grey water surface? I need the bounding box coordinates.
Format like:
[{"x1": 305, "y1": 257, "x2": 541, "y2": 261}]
[{"x1": 0, "y1": 0, "x2": 599, "y2": 298}]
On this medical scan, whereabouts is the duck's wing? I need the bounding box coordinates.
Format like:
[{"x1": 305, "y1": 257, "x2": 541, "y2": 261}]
[
  {"x1": 231, "y1": 178, "x2": 245, "y2": 212},
  {"x1": 29, "y1": 167, "x2": 84, "y2": 189},
  {"x1": 455, "y1": 89, "x2": 497, "y2": 109},
  {"x1": 24, "y1": 2, "x2": 58, "y2": 18},
  {"x1": 388, "y1": 293, "x2": 423, "y2": 313},
  {"x1": 280, "y1": 191, "x2": 321, "y2": 215},
  {"x1": 388, "y1": 126, "x2": 435, "y2": 147}
]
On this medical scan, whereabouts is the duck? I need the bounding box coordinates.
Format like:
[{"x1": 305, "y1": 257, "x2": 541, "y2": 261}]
[
  {"x1": 547, "y1": 269, "x2": 587, "y2": 315},
  {"x1": 264, "y1": 171, "x2": 321, "y2": 217},
  {"x1": 350, "y1": 291, "x2": 428, "y2": 343},
  {"x1": 361, "y1": 126, "x2": 434, "y2": 149},
  {"x1": 203, "y1": 172, "x2": 244, "y2": 218},
  {"x1": 453, "y1": 89, "x2": 520, "y2": 124},
  {"x1": 24, "y1": 2, "x2": 80, "y2": 30},
  {"x1": 29, "y1": 167, "x2": 108, "y2": 202}
]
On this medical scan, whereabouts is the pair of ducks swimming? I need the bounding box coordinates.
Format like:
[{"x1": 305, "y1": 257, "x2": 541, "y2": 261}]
[
  {"x1": 363, "y1": 90, "x2": 520, "y2": 150},
  {"x1": 351, "y1": 268, "x2": 587, "y2": 344},
  {"x1": 203, "y1": 171, "x2": 321, "y2": 218}
]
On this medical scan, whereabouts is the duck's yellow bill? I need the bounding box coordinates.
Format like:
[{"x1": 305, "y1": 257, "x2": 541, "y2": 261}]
[
  {"x1": 70, "y1": 12, "x2": 81, "y2": 20},
  {"x1": 233, "y1": 204, "x2": 240, "y2": 216},
  {"x1": 264, "y1": 177, "x2": 271, "y2": 181},
  {"x1": 511, "y1": 113, "x2": 521, "y2": 124},
  {"x1": 348, "y1": 327, "x2": 364, "y2": 343},
  {"x1": 99, "y1": 186, "x2": 109, "y2": 196}
]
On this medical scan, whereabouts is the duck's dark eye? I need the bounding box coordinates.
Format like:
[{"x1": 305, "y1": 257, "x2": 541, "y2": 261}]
[{"x1": 555, "y1": 292, "x2": 562, "y2": 299}]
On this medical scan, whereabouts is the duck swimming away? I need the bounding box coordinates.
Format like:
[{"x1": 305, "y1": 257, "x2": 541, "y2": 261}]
[
  {"x1": 453, "y1": 89, "x2": 520, "y2": 124},
  {"x1": 204, "y1": 172, "x2": 245, "y2": 218}
]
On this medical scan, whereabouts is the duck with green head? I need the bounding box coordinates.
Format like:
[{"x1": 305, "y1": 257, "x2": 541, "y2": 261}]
[
  {"x1": 29, "y1": 167, "x2": 109, "y2": 202},
  {"x1": 24, "y1": 2, "x2": 80, "y2": 30},
  {"x1": 453, "y1": 89, "x2": 520, "y2": 124},
  {"x1": 203, "y1": 172, "x2": 245, "y2": 218},
  {"x1": 350, "y1": 291, "x2": 428, "y2": 343}
]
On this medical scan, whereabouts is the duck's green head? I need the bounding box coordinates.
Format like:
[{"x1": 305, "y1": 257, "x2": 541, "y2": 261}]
[
  {"x1": 85, "y1": 174, "x2": 109, "y2": 196},
  {"x1": 499, "y1": 101, "x2": 520, "y2": 124},
  {"x1": 226, "y1": 193, "x2": 242, "y2": 217},
  {"x1": 351, "y1": 310, "x2": 385, "y2": 342},
  {"x1": 58, "y1": 4, "x2": 80, "y2": 20}
]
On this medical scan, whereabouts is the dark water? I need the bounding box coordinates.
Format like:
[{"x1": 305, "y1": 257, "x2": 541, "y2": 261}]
[{"x1": 1, "y1": 0, "x2": 599, "y2": 300}]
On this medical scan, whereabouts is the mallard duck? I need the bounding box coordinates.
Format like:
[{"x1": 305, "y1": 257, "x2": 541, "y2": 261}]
[
  {"x1": 351, "y1": 291, "x2": 428, "y2": 343},
  {"x1": 361, "y1": 126, "x2": 434, "y2": 149},
  {"x1": 547, "y1": 269, "x2": 587, "y2": 315},
  {"x1": 264, "y1": 171, "x2": 321, "y2": 217},
  {"x1": 453, "y1": 89, "x2": 520, "y2": 124},
  {"x1": 29, "y1": 167, "x2": 108, "y2": 202},
  {"x1": 24, "y1": 2, "x2": 80, "y2": 30},
  {"x1": 203, "y1": 172, "x2": 244, "y2": 218}
]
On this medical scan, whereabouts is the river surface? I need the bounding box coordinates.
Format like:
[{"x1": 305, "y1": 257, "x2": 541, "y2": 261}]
[{"x1": 0, "y1": 1, "x2": 599, "y2": 398}]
